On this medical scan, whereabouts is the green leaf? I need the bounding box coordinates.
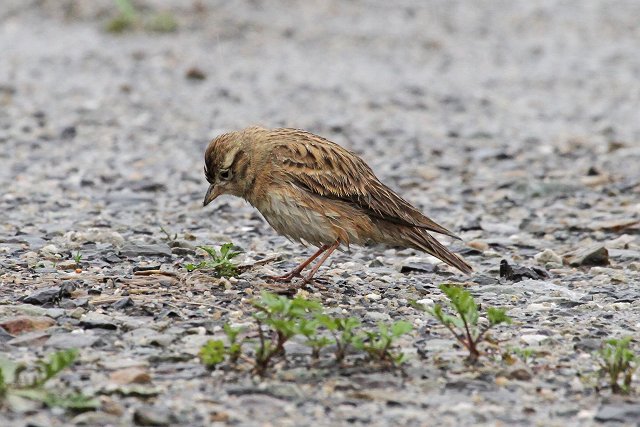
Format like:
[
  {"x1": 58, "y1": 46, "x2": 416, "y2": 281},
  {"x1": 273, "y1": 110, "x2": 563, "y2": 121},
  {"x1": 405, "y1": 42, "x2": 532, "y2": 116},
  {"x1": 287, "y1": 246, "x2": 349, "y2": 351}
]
[
  {"x1": 487, "y1": 307, "x2": 512, "y2": 325},
  {"x1": 44, "y1": 392, "x2": 100, "y2": 409},
  {"x1": 185, "y1": 261, "x2": 209, "y2": 272},
  {"x1": 199, "y1": 340, "x2": 226, "y2": 368},
  {"x1": 115, "y1": 0, "x2": 137, "y2": 21},
  {"x1": 198, "y1": 246, "x2": 219, "y2": 259},
  {"x1": 223, "y1": 323, "x2": 243, "y2": 343},
  {"x1": 316, "y1": 314, "x2": 338, "y2": 330},
  {"x1": 391, "y1": 320, "x2": 413, "y2": 337},
  {"x1": 33, "y1": 349, "x2": 78, "y2": 387},
  {"x1": 393, "y1": 352, "x2": 409, "y2": 365},
  {"x1": 439, "y1": 284, "x2": 478, "y2": 326}
]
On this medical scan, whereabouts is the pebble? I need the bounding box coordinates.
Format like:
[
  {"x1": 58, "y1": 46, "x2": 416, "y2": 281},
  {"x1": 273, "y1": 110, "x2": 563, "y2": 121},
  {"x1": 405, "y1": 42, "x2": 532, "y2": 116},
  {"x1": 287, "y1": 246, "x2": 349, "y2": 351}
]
[
  {"x1": 365, "y1": 311, "x2": 391, "y2": 322},
  {"x1": 79, "y1": 312, "x2": 118, "y2": 330},
  {"x1": 120, "y1": 243, "x2": 173, "y2": 258},
  {"x1": 564, "y1": 245, "x2": 609, "y2": 267},
  {"x1": 520, "y1": 334, "x2": 550, "y2": 346},
  {"x1": 467, "y1": 240, "x2": 489, "y2": 252},
  {"x1": 0, "y1": 316, "x2": 55, "y2": 335},
  {"x1": 624, "y1": 261, "x2": 640, "y2": 272},
  {"x1": 133, "y1": 406, "x2": 172, "y2": 426},
  {"x1": 110, "y1": 367, "x2": 152, "y2": 385},
  {"x1": 416, "y1": 298, "x2": 434, "y2": 306},
  {"x1": 45, "y1": 332, "x2": 99, "y2": 349},
  {"x1": 365, "y1": 293, "x2": 382, "y2": 301},
  {"x1": 534, "y1": 249, "x2": 562, "y2": 265}
]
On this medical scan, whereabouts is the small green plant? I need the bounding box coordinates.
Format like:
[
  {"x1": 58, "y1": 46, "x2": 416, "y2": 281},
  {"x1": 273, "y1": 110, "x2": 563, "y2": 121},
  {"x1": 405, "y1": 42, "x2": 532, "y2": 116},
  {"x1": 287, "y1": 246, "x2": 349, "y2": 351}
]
[
  {"x1": 298, "y1": 318, "x2": 332, "y2": 360},
  {"x1": 72, "y1": 251, "x2": 82, "y2": 266},
  {"x1": 223, "y1": 323, "x2": 244, "y2": 364},
  {"x1": 146, "y1": 12, "x2": 178, "y2": 33},
  {"x1": 354, "y1": 321, "x2": 413, "y2": 366},
  {"x1": 251, "y1": 292, "x2": 323, "y2": 375},
  {"x1": 0, "y1": 349, "x2": 98, "y2": 410},
  {"x1": 597, "y1": 337, "x2": 637, "y2": 394},
  {"x1": 106, "y1": 0, "x2": 137, "y2": 33},
  {"x1": 413, "y1": 284, "x2": 511, "y2": 363},
  {"x1": 198, "y1": 293, "x2": 416, "y2": 376},
  {"x1": 505, "y1": 346, "x2": 536, "y2": 365},
  {"x1": 199, "y1": 340, "x2": 226, "y2": 368},
  {"x1": 106, "y1": 0, "x2": 178, "y2": 34},
  {"x1": 159, "y1": 225, "x2": 178, "y2": 242},
  {"x1": 185, "y1": 243, "x2": 241, "y2": 277},
  {"x1": 317, "y1": 316, "x2": 360, "y2": 362},
  {"x1": 199, "y1": 324, "x2": 246, "y2": 369}
]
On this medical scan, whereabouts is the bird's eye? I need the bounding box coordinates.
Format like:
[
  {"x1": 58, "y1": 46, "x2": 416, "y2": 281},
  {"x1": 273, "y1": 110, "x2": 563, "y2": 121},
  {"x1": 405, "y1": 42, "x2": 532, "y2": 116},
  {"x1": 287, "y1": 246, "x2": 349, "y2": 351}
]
[{"x1": 219, "y1": 169, "x2": 232, "y2": 181}]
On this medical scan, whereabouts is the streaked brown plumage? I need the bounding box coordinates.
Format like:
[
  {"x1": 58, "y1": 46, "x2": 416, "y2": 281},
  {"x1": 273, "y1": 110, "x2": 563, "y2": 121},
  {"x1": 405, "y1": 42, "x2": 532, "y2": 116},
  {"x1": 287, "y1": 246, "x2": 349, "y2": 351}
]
[{"x1": 203, "y1": 126, "x2": 472, "y2": 283}]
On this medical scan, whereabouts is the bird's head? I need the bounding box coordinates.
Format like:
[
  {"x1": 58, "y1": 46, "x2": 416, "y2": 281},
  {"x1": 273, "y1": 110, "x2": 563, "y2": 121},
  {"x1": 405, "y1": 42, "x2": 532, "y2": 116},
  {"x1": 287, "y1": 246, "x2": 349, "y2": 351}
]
[{"x1": 202, "y1": 128, "x2": 259, "y2": 206}]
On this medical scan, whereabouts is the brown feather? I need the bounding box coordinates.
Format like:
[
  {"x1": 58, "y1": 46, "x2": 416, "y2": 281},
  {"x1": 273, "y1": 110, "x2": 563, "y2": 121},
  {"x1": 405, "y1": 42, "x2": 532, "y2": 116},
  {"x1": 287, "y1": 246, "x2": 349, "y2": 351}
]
[{"x1": 267, "y1": 128, "x2": 460, "y2": 239}]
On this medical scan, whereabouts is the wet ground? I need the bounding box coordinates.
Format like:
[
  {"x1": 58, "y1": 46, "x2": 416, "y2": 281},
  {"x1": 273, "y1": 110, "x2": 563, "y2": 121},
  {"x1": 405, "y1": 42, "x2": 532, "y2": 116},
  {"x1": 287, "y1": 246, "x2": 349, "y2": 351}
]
[{"x1": 1, "y1": 1, "x2": 640, "y2": 426}]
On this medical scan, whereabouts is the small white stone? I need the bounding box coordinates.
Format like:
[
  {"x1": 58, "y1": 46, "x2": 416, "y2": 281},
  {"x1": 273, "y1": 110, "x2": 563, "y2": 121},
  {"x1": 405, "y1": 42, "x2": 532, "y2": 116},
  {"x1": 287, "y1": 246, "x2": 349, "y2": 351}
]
[
  {"x1": 628, "y1": 262, "x2": 640, "y2": 271},
  {"x1": 365, "y1": 293, "x2": 382, "y2": 301},
  {"x1": 520, "y1": 334, "x2": 549, "y2": 345},
  {"x1": 527, "y1": 302, "x2": 556, "y2": 311},
  {"x1": 365, "y1": 311, "x2": 390, "y2": 322},
  {"x1": 416, "y1": 298, "x2": 434, "y2": 306},
  {"x1": 40, "y1": 244, "x2": 60, "y2": 255},
  {"x1": 534, "y1": 249, "x2": 562, "y2": 265},
  {"x1": 605, "y1": 234, "x2": 636, "y2": 249}
]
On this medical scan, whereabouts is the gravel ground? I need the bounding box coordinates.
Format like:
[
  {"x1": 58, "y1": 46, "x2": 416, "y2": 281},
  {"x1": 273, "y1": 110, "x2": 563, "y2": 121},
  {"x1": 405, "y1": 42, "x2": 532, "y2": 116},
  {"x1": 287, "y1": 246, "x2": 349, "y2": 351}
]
[{"x1": 1, "y1": 1, "x2": 640, "y2": 426}]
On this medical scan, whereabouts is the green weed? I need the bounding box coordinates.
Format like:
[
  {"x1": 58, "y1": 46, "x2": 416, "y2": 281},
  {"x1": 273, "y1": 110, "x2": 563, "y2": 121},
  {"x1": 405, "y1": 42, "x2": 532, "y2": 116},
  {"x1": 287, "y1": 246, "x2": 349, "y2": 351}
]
[
  {"x1": 185, "y1": 243, "x2": 240, "y2": 277},
  {"x1": 0, "y1": 349, "x2": 98, "y2": 410},
  {"x1": 413, "y1": 284, "x2": 511, "y2": 363},
  {"x1": 597, "y1": 337, "x2": 637, "y2": 394}
]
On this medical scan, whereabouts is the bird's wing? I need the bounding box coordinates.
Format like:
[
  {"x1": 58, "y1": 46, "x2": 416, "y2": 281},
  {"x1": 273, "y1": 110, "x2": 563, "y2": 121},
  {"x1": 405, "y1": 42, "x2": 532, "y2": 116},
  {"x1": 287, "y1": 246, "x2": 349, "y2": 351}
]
[{"x1": 268, "y1": 128, "x2": 460, "y2": 239}]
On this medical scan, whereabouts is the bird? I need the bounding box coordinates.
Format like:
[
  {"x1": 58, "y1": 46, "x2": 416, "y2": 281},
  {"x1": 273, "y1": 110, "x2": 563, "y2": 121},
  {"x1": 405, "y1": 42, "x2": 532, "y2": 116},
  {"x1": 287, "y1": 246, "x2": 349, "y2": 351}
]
[{"x1": 203, "y1": 126, "x2": 472, "y2": 284}]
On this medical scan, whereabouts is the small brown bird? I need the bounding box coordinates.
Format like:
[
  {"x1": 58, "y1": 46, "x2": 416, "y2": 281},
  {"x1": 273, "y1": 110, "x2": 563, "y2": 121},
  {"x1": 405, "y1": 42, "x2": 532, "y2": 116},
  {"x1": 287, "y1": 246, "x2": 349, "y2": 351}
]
[{"x1": 203, "y1": 127, "x2": 472, "y2": 284}]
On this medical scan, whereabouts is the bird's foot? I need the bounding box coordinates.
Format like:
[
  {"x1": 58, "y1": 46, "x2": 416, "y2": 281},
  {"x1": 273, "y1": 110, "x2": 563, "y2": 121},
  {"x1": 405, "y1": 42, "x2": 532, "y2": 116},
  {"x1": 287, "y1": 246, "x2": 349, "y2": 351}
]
[
  {"x1": 258, "y1": 280, "x2": 301, "y2": 296},
  {"x1": 265, "y1": 271, "x2": 302, "y2": 283}
]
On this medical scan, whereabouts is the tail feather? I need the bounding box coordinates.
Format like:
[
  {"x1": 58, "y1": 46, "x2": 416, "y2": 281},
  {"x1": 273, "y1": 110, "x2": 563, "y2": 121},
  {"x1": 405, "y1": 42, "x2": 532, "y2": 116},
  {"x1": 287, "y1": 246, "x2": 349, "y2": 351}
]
[{"x1": 405, "y1": 228, "x2": 472, "y2": 274}]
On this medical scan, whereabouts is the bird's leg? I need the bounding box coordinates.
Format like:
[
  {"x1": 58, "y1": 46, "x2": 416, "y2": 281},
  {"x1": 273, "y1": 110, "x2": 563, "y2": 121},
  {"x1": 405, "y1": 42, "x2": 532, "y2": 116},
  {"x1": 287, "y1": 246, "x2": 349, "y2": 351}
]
[
  {"x1": 301, "y1": 240, "x2": 340, "y2": 284},
  {"x1": 267, "y1": 244, "x2": 329, "y2": 282}
]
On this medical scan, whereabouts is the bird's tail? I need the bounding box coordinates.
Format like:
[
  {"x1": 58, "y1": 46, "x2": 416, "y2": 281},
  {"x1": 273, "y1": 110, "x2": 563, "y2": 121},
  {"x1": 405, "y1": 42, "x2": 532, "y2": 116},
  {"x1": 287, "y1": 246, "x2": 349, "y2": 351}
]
[{"x1": 404, "y1": 227, "x2": 473, "y2": 274}]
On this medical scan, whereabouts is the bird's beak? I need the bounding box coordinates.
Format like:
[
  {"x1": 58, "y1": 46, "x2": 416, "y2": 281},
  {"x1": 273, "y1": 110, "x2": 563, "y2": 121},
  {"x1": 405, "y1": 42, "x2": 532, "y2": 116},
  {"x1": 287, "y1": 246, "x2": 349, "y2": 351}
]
[{"x1": 203, "y1": 184, "x2": 222, "y2": 207}]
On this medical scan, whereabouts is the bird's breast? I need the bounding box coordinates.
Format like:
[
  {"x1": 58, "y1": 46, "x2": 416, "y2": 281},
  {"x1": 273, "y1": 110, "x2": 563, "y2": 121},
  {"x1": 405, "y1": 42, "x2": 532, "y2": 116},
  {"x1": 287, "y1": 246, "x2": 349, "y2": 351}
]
[{"x1": 253, "y1": 191, "x2": 341, "y2": 247}]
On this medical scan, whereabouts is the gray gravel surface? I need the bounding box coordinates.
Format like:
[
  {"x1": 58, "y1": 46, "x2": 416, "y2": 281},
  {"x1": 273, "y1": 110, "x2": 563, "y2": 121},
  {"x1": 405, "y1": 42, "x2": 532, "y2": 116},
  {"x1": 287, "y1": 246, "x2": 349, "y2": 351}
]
[{"x1": 1, "y1": 1, "x2": 640, "y2": 426}]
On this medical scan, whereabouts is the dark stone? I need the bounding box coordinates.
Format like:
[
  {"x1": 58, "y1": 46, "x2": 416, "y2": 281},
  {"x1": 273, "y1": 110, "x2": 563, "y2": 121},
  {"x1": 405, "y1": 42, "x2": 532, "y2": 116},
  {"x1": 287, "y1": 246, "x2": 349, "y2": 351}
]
[
  {"x1": 79, "y1": 313, "x2": 117, "y2": 330},
  {"x1": 23, "y1": 287, "x2": 66, "y2": 305},
  {"x1": 133, "y1": 264, "x2": 161, "y2": 272},
  {"x1": 0, "y1": 326, "x2": 15, "y2": 342},
  {"x1": 507, "y1": 368, "x2": 533, "y2": 381},
  {"x1": 133, "y1": 406, "x2": 172, "y2": 426},
  {"x1": 499, "y1": 260, "x2": 548, "y2": 282},
  {"x1": 595, "y1": 404, "x2": 640, "y2": 423},
  {"x1": 400, "y1": 262, "x2": 437, "y2": 274},
  {"x1": 60, "y1": 126, "x2": 76, "y2": 139},
  {"x1": 472, "y1": 274, "x2": 499, "y2": 286},
  {"x1": 104, "y1": 252, "x2": 122, "y2": 263},
  {"x1": 185, "y1": 67, "x2": 206, "y2": 80},
  {"x1": 112, "y1": 297, "x2": 134, "y2": 309},
  {"x1": 573, "y1": 338, "x2": 601, "y2": 352},
  {"x1": 120, "y1": 243, "x2": 172, "y2": 258},
  {"x1": 564, "y1": 245, "x2": 609, "y2": 267},
  {"x1": 130, "y1": 180, "x2": 167, "y2": 193}
]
